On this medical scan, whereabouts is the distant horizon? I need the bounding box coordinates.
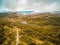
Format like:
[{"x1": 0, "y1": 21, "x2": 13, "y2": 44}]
[{"x1": 0, "y1": 10, "x2": 60, "y2": 15}]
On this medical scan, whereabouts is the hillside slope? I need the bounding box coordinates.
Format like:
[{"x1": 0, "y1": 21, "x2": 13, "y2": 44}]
[{"x1": 0, "y1": 13, "x2": 60, "y2": 45}]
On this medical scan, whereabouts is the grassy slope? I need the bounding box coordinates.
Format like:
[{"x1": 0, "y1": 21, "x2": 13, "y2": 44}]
[{"x1": 0, "y1": 13, "x2": 60, "y2": 45}]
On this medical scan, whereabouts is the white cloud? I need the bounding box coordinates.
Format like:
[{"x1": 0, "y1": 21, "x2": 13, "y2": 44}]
[
  {"x1": 0, "y1": 0, "x2": 60, "y2": 12},
  {"x1": 15, "y1": 0, "x2": 28, "y2": 11},
  {"x1": 45, "y1": 2, "x2": 57, "y2": 12}
]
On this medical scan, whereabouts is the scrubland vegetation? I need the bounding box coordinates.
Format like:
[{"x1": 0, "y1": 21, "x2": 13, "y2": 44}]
[{"x1": 0, "y1": 13, "x2": 60, "y2": 45}]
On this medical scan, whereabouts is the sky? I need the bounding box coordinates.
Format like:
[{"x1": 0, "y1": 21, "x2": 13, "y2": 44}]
[{"x1": 0, "y1": 0, "x2": 60, "y2": 12}]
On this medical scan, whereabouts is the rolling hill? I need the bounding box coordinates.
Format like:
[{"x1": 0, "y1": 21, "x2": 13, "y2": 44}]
[{"x1": 0, "y1": 12, "x2": 60, "y2": 45}]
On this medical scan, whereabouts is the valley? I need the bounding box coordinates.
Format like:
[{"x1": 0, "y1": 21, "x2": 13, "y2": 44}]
[{"x1": 0, "y1": 13, "x2": 60, "y2": 45}]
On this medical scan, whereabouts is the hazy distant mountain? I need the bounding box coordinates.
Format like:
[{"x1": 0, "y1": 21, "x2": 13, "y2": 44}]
[
  {"x1": 16, "y1": 11, "x2": 34, "y2": 14},
  {"x1": 0, "y1": 10, "x2": 34, "y2": 14},
  {"x1": 0, "y1": 10, "x2": 60, "y2": 15},
  {"x1": 50, "y1": 11, "x2": 60, "y2": 14}
]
